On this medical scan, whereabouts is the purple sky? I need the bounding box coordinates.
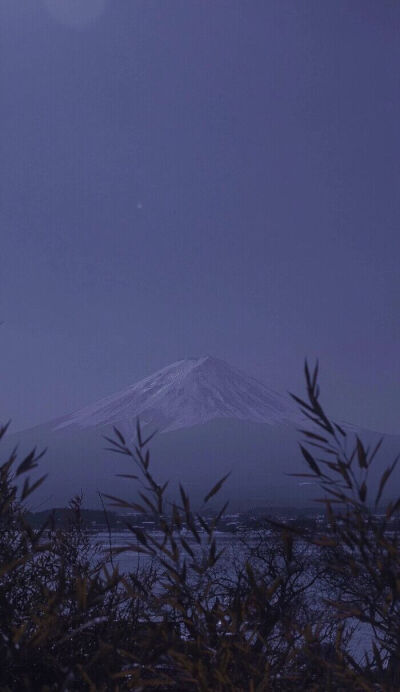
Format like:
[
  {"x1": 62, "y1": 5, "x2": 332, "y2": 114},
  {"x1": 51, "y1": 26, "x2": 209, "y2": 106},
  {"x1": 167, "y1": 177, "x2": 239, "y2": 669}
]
[{"x1": 1, "y1": 0, "x2": 400, "y2": 433}]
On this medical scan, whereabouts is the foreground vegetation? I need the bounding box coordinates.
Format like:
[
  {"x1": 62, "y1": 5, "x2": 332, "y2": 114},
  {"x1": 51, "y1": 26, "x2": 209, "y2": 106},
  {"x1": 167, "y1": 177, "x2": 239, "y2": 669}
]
[{"x1": 1, "y1": 363, "x2": 400, "y2": 690}]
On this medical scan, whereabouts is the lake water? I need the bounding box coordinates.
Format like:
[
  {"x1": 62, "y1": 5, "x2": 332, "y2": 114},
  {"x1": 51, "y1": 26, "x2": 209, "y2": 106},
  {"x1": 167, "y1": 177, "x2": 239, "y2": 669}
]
[{"x1": 90, "y1": 528, "x2": 374, "y2": 662}]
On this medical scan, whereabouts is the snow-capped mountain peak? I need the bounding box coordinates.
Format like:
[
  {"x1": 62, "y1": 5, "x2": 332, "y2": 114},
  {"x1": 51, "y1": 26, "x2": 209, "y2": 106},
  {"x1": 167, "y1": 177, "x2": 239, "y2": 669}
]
[{"x1": 55, "y1": 356, "x2": 298, "y2": 433}]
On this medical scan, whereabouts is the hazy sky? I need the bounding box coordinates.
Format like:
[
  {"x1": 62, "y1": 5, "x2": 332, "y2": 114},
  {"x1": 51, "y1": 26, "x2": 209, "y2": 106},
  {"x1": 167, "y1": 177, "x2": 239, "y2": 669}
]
[{"x1": 1, "y1": 0, "x2": 400, "y2": 433}]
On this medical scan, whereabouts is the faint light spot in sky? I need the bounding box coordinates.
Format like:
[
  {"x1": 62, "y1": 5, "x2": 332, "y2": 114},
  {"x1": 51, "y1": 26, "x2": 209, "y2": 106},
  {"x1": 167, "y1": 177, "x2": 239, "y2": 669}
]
[
  {"x1": 42, "y1": 0, "x2": 107, "y2": 28},
  {"x1": 137, "y1": 202, "x2": 143, "y2": 210}
]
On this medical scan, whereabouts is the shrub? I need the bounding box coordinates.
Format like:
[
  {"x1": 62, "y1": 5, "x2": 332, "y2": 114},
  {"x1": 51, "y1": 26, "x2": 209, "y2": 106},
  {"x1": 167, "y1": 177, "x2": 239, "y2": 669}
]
[{"x1": 0, "y1": 363, "x2": 399, "y2": 690}]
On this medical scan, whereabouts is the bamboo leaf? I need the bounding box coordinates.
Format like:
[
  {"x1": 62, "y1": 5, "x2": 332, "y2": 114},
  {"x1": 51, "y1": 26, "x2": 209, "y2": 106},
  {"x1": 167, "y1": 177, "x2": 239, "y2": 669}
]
[
  {"x1": 376, "y1": 456, "x2": 399, "y2": 507},
  {"x1": 299, "y1": 445, "x2": 321, "y2": 476},
  {"x1": 113, "y1": 426, "x2": 126, "y2": 445},
  {"x1": 203, "y1": 472, "x2": 231, "y2": 503}
]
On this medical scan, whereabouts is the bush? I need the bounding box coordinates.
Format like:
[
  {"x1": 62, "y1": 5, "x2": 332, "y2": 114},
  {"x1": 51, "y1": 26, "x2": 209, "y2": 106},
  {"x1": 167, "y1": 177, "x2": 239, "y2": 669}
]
[{"x1": 1, "y1": 363, "x2": 400, "y2": 690}]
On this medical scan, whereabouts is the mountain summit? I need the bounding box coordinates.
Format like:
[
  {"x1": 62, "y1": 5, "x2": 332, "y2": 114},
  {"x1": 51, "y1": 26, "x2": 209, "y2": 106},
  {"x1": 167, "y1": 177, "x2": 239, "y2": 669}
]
[{"x1": 56, "y1": 356, "x2": 297, "y2": 433}]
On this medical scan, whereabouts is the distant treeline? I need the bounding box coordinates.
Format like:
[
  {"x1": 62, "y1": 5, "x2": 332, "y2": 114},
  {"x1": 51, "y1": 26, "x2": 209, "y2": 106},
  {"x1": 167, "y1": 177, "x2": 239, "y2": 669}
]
[
  {"x1": 25, "y1": 507, "x2": 123, "y2": 530},
  {"x1": 25, "y1": 505, "x2": 325, "y2": 531}
]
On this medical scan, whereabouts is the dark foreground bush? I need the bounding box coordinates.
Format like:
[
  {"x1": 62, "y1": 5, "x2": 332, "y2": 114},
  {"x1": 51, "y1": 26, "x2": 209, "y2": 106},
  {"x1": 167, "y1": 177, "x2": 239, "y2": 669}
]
[{"x1": 1, "y1": 363, "x2": 400, "y2": 690}]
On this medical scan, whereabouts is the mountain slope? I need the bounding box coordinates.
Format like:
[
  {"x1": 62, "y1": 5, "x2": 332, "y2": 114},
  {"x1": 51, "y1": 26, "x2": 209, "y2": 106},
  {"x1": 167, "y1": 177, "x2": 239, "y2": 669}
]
[
  {"x1": 55, "y1": 356, "x2": 299, "y2": 433},
  {"x1": 4, "y1": 356, "x2": 398, "y2": 510}
]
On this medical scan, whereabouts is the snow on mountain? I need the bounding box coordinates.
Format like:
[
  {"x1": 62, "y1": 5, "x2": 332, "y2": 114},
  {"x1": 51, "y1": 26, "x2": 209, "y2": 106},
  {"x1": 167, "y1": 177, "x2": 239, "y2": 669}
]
[{"x1": 55, "y1": 356, "x2": 299, "y2": 433}]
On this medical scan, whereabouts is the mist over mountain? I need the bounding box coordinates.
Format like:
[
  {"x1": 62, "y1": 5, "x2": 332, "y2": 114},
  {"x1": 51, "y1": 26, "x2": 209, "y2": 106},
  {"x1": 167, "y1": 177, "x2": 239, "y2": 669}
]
[{"x1": 4, "y1": 357, "x2": 398, "y2": 510}]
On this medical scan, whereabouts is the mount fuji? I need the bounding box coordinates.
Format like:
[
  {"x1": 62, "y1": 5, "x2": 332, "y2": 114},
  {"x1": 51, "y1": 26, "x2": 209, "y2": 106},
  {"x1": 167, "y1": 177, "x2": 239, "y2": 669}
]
[
  {"x1": 4, "y1": 357, "x2": 396, "y2": 510},
  {"x1": 55, "y1": 356, "x2": 300, "y2": 433}
]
